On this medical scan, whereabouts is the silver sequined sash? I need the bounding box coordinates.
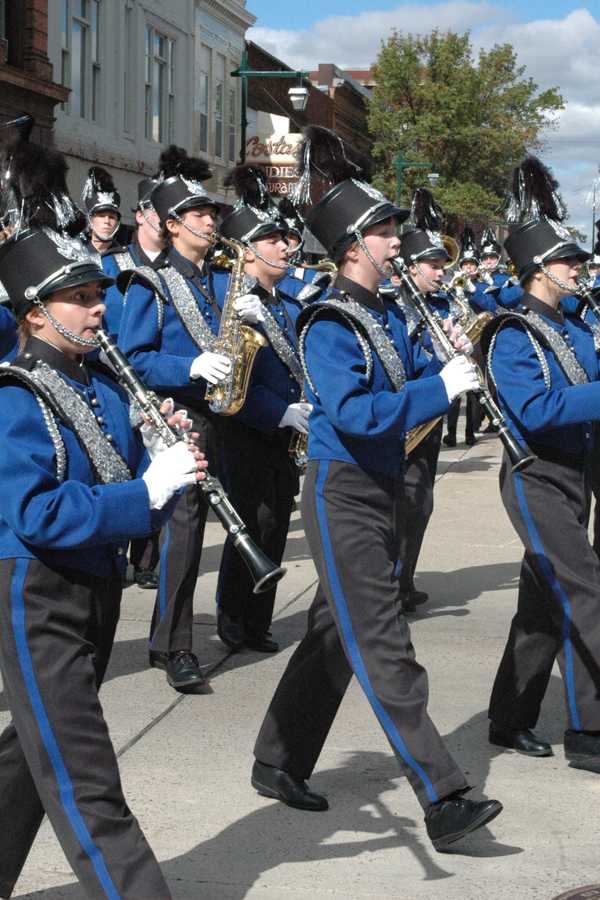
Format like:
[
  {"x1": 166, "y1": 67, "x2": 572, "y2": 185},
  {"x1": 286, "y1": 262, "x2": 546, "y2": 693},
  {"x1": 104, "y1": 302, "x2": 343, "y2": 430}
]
[
  {"x1": 298, "y1": 297, "x2": 406, "y2": 396},
  {"x1": 260, "y1": 304, "x2": 304, "y2": 386},
  {"x1": 1, "y1": 363, "x2": 132, "y2": 483},
  {"x1": 159, "y1": 267, "x2": 217, "y2": 353},
  {"x1": 112, "y1": 250, "x2": 136, "y2": 272}
]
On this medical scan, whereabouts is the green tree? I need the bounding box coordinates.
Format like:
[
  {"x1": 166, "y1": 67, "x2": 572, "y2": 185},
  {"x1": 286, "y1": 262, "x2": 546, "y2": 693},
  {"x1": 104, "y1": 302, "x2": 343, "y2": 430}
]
[{"x1": 368, "y1": 30, "x2": 564, "y2": 233}]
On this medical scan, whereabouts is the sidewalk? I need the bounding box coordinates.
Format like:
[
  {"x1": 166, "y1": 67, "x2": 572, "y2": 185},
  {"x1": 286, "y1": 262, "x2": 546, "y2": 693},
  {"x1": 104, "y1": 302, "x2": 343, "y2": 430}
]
[{"x1": 3, "y1": 433, "x2": 598, "y2": 899}]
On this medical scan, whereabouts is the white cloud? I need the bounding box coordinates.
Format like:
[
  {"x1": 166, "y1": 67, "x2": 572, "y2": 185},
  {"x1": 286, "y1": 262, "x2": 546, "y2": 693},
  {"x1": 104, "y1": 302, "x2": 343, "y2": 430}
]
[{"x1": 249, "y1": 5, "x2": 600, "y2": 242}]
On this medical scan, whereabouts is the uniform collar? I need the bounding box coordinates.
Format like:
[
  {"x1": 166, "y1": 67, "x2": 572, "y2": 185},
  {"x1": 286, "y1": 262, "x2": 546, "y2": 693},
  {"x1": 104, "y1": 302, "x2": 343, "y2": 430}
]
[
  {"x1": 521, "y1": 292, "x2": 564, "y2": 325},
  {"x1": 168, "y1": 246, "x2": 207, "y2": 282},
  {"x1": 21, "y1": 336, "x2": 90, "y2": 384},
  {"x1": 132, "y1": 235, "x2": 167, "y2": 269},
  {"x1": 334, "y1": 274, "x2": 384, "y2": 313}
]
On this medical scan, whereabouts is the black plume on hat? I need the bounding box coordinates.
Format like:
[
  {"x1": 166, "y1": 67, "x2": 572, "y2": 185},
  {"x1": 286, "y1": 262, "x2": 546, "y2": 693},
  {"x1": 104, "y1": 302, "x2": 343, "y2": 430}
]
[
  {"x1": 411, "y1": 187, "x2": 444, "y2": 232},
  {"x1": 224, "y1": 163, "x2": 273, "y2": 210},
  {"x1": 292, "y1": 125, "x2": 362, "y2": 208},
  {"x1": 81, "y1": 165, "x2": 121, "y2": 216},
  {"x1": 459, "y1": 225, "x2": 478, "y2": 261},
  {"x1": 593, "y1": 219, "x2": 600, "y2": 258},
  {"x1": 158, "y1": 145, "x2": 212, "y2": 183},
  {"x1": 0, "y1": 126, "x2": 85, "y2": 236},
  {"x1": 506, "y1": 155, "x2": 566, "y2": 225},
  {"x1": 278, "y1": 196, "x2": 304, "y2": 235}
]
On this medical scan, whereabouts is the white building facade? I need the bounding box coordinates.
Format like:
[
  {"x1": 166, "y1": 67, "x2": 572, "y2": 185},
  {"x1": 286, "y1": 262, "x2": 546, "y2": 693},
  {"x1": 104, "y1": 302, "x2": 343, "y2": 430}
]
[{"x1": 47, "y1": 0, "x2": 255, "y2": 223}]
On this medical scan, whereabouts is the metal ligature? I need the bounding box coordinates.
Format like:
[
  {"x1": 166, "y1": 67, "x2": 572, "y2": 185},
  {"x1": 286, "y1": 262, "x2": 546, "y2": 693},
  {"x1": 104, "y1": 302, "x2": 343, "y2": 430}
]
[
  {"x1": 96, "y1": 330, "x2": 286, "y2": 595},
  {"x1": 205, "y1": 234, "x2": 267, "y2": 416},
  {"x1": 390, "y1": 258, "x2": 534, "y2": 472}
]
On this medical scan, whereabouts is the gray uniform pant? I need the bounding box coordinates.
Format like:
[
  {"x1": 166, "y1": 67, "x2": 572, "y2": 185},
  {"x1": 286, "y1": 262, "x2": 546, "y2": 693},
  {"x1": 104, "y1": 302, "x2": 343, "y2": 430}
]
[
  {"x1": 0, "y1": 558, "x2": 170, "y2": 899},
  {"x1": 489, "y1": 452, "x2": 600, "y2": 732},
  {"x1": 254, "y1": 459, "x2": 467, "y2": 810}
]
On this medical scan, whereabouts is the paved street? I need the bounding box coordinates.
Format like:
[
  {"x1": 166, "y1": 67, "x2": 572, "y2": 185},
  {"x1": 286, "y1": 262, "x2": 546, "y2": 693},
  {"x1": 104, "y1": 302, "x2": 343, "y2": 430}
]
[{"x1": 3, "y1": 431, "x2": 599, "y2": 900}]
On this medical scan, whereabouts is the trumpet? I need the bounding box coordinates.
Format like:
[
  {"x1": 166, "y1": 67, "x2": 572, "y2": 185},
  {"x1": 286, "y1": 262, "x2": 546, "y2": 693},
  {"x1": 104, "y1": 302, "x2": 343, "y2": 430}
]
[
  {"x1": 96, "y1": 330, "x2": 287, "y2": 595},
  {"x1": 390, "y1": 257, "x2": 534, "y2": 472}
]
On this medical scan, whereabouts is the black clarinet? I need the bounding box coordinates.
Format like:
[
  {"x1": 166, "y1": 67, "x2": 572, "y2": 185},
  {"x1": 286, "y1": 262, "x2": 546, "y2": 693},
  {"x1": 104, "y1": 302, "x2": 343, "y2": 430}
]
[
  {"x1": 577, "y1": 282, "x2": 600, "y2": 322},
  {"x1": 390, "y1": 258, "x2": 534, "y2": 473},
  {"x1": 96, "y1": 330, "x2": 286, "y2": 595}
]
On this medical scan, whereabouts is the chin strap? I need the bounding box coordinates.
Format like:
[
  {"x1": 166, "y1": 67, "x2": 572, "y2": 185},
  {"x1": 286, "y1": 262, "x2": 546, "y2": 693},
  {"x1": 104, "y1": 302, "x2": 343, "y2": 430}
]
[
  {"x1": 354, "y1": 230, "x2": 389, "y2": 278},
  {"x1": 34, "y1": 299, "x2": 99, "y2": 348},
  {"x1": 413, "y1": 259, "x2": 442, "y2": 293},
  {"x1": 140, "y1": 205, "x2": 161, "y2": 234},
  {"x1": 538, "y1": 262, "x2": 576, "y2": 294},
  {"x1": 170, "y1": 210, "x2": 213, "y2": 243},
  {"x1": 89, "y1": 220, "x2": 120, "y2": 244},
  {"x1": 246, "y1": 241, "x2": 289, "y2": 271}
]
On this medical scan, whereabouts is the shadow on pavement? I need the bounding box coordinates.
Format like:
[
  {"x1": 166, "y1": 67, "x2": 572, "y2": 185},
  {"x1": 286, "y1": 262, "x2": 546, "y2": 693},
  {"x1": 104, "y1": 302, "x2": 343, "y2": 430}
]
[{"x1": 14, "y1": 749, "x2": 522, "y2": 900}]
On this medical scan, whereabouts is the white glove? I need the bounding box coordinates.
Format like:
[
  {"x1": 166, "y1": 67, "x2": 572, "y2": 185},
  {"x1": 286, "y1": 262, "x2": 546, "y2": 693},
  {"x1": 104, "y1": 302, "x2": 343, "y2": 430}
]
[
  {"x1": 278, "y1": 402, "x2": 312, "y2": 434},
  {"x1": 445, "y1": 321, "x2": 473, "y2": 356},
  {"x1": 481, "y1": 270, "x2": 494, "y2": 286},
  {"x1": 439, "y1": 356, "x2": 480, "y2": 402},
  {"x1": 140, "y1": 399, "x2": 193, "y2": 460},
  {"x1": 142, "y1": 441, "x2": 198, "y2": 510},
  {"x1": 234, "y1": 293, "x2": 265, "y2": 324},
  {"x1": 190, "y1": 352, "x2": 231, "y2": 384}
]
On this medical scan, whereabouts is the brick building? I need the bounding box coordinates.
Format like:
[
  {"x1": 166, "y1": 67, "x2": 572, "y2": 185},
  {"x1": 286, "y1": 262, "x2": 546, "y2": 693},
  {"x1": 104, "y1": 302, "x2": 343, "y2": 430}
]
[
  {"x1": 0, "y1": 1, "x2": 68, "y2": 144},
  {"x1": 308, "y1": 63, "x2": 372, "y2": 157}
]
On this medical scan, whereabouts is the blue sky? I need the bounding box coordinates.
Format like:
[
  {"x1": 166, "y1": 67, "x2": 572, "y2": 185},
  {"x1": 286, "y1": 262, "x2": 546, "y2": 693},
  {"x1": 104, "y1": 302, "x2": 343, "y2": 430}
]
[{"x1": 247, "y1": 0, "x2": 583, "y2": 33}]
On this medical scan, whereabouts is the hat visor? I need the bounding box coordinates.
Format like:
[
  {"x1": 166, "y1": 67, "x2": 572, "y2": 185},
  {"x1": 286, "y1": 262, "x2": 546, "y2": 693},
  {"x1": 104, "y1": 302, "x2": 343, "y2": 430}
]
[
  {"x1": 361, "y1": 203, "x2": 411, "y2": 231},
  {"x1": 248, "y1": 223, "x2": 288, "y2": 242},
  {"x1": 171, "y1": 196, "x2": 222, "y2": 217},
  {"x1": 38, "y1": 265, "x2": 114, "y2": 300},
  {"x1": 545, "y1": 243, "x2": 590, "y2": 265}
]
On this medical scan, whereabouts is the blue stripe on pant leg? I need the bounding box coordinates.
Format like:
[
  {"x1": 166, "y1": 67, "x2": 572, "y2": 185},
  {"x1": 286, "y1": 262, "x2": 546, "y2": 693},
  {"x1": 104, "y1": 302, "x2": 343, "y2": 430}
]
[
  {"x1": 513, "y1": 471, "x2": 582, "y2": 731},
  {"x1": 157, "y1": 523, "x2": 171, "y2": 620},
  {"x1": 10, "y1": 558, "x2": 121, "y2": 900},
  {"x1": 314, "y1": 461, "x2": 439, "y2": 804}
]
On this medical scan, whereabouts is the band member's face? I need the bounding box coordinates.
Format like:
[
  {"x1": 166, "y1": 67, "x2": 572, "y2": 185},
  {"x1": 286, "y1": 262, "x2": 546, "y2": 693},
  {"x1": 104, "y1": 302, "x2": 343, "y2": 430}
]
[
  {"x1": 91, "y1": 211, "x2": 119, "y2": 240},
  {"x1": 481, "y1": 253, "x2": 499, "y2": 270},
  {"x1": 169, "y1": 206, "x2": 217, "y2": 253},
  {"x1": 251, "y1": 232, "x2": 289, "y2": 270},
  {"x1": 135, "y1": 206, "x2": 162, "y2": 240},
  {"x1": 361, "y1": 219, "x2": 401, "y2": 272},
  {"x1": 589, "y1": 264, "x2": 599, "y2": 278},
  {"x1": 28, "y1": 281, "x2": 106, "y2": 353},
  {"x1": 410, "y1": 257, "x2": 446, "y2": 293},
  {"x1": 461, "y1": 260, "x2": 478, "y2": 275},
  {"x1": 546, "y1": 257, "x2": 582, "y2": 291}
]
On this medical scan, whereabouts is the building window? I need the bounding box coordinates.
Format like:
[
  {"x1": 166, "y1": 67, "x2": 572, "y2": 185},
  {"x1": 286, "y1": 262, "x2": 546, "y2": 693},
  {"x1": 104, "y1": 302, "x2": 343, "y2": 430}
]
[
  {"x1": 123, "y1": 4, "x2": 133, "y2": 132},
  {"x1": 145, "y1": 25, "x2": 175, "y2": 143},
  {"x1": 214, "y1": 54, "x2": 225, "y2": 159},
  {"x1": 198, "y1": 44, "x2": 211, "y2": 153},
  {"x1": 228, "y1": 87, "x2": 236, "y2": 162},
  {"x1": 0, "y1": 1, "x2": 6, "y2": 41},
  {"x1": 60, "y1": 0, "x2": 102, "y2": 122}
]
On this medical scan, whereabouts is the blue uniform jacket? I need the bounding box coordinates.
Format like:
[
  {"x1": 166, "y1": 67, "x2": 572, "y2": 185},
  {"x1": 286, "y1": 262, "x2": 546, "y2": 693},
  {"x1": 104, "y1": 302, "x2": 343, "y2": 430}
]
[
  {"x1": 469, "y1": 280, "x2": 498, "y2": 315},
  {"x1": 301, "y1": 276, "x2": 449, "y2": 477},
  {"x1": 233, "y1": 281, "x2": 303, "y2": 433},
  {"x1": 493, "y1": 271, "x2": 523, "y2": 309},
  {"x1": 118, "y1": 247, "x2": 229, "y2": 409},
  {"x1": 487, "y1": 293, "x2": 600, "y2": 459},
  {"x1": 0, "y1": 303, "x2": 18, "y2": 361},
  {"x1": 0, "y1": 337, "x2": 167, "y2": 577}
]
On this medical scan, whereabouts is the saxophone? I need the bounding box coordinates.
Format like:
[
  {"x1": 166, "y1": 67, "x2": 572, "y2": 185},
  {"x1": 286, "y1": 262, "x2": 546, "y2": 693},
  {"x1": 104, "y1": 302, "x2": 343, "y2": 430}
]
[{"x1": 205, "y1": 235, "x2": 268, "y2": 416}]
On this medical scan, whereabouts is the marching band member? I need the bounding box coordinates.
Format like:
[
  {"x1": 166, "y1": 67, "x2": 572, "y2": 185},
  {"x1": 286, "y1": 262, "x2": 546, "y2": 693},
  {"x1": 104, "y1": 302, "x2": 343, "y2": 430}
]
[
  {"x1": 252, "y1": 128, "x2": 502, "y2": 850},
  {"x1": 0, "y1": 139, "x2": 204, "y2": 898},
  {"x1": 81, "y1": 167, "x2": 129, "y2": 336},
  {"x1": 117, "y1": 146, "x2": 232, "y2": 693},
  {"x1": 483, "y1": 156, "x2": 600, "y2": 767},
  {"x1": 214, "y1": 165, "x2": 308, "y2": 652},
  {"x1": 478, "y1": 227, "x2": 523, "y2": 310}
]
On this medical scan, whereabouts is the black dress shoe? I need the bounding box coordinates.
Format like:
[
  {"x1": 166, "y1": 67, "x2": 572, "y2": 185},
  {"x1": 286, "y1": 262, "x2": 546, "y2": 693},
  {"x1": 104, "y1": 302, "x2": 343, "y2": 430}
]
[
  {"x1": 134, "y1": 567, "x2": 159, "y2": 589},
  {"x1": 166, "y1": 651, "x2": 210, "y2": 693},
  {"x1": 149, "y1": 649, "x2": 168, "y2": 670},
  {"x1": 564, "y1": 729, "x2": 600, "y2": 770},
  {"x1": 465, "y1": 433, "x2": 477, "y2": 446},
  {"x1": 246, "y1": 631, "x2": 279, "y2": 653},
  {"x1": 217, "y1": 612, "x2": 245, "y2": 651},
  {"x1": 425, "y1": 794, "x2": 503, "y2": 851},
  {"x1": 489, "y1": 723, "x2": 552, "y2": 757},
  {"x1": 251, "y1": 760, "x2": 328, "y2": 811},
  {"x1": 411, "y1": 589, "x2": 429, "y2": 606},
  {"x1": 442, "y1": 433, "x2": 457, "y2": 447}
]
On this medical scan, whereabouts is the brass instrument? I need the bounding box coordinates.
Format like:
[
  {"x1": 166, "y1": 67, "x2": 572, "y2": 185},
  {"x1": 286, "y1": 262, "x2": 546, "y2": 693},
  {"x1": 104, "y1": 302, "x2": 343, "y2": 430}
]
[
  {"x1": 205, "y1": 235, "x2": 268, "y2": 416},
  {"x1": 96, "y1": 330, "x2": 286, "y2": 594},
  {"x1": 442, "y1": 235, "x2": 460, "y2": 270},
  {"x1": 297, "y1": 259, "x2": 338, "y2": 276},
  {"x1": 391, "y1": 257, "x2": 534, "y2": 471},
  {"x1": 288, "y1": 394, "x2": 309, "y2": 471}
]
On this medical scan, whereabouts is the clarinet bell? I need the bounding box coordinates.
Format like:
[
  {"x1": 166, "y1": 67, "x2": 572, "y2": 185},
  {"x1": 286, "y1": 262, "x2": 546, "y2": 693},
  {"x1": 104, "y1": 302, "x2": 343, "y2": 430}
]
[{"x1": 234, "y1": 533, "x2": 287, "y2": 594}]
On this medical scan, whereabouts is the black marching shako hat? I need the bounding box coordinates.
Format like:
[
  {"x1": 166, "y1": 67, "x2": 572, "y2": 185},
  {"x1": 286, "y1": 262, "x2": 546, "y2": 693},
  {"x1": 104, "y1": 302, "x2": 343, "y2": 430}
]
[
  {"x1": 504, "y1": 156, "x2": 589, "y2": 282},
  {"x1": 294, "y1": 126, "x2": 408, "y2": 260},
  {"x1": 151, "y1": 145, "x2": 219, "y2": 225},
  {"x1": 0, "y1": 126, "x2": 112, "y2": 319},
  {"x1": 81, "y1": 166, "x2": 121, "y2": 217},
  {"x1": 459, "y1": 225, "x2": 479, "y2": 264},
  {"x1": 220, "y1": 164, "x2": 286, "y2": 244},
  {"x1": 479, "y1": 226, "x2": 501, "y2": 258},
  {"x1": 135, "y1": 176, "x2": 160, "y2": 211},
  {"x1": 399, "y1": 188, "x2": 449, "y2": 265},
  {"x1": 277, "y1": 196, "x2": 304, "y2": 241}
]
